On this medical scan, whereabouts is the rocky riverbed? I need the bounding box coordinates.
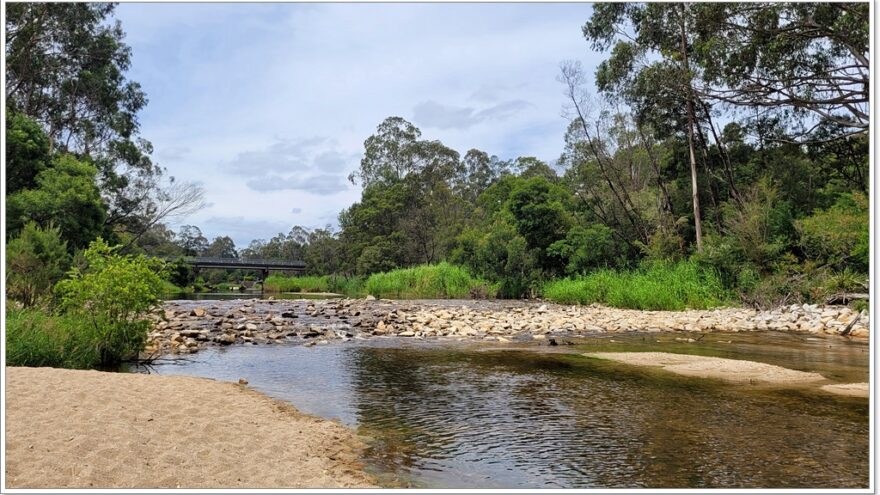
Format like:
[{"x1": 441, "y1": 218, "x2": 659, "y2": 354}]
[{"x1": 145, "y1": 298, "x2": 869, "y2": 356}]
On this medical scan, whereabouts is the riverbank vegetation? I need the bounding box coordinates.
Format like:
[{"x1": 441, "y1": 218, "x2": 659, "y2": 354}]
[
  {"x1": 5, "y1": 0, "x2": 870, "y2": 367},
  {"x1": 165, "y1": 4, "x2": 867, "y2": 309},
  {"x1": 543, "y1": 261, "x2": 727, "y2": 311}
]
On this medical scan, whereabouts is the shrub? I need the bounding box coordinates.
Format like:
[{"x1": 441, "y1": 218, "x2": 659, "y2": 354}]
[
  {"x1": 542, "y1": 260, "x2": 728, "y2": 311},
  {"x1": 53, "y1": 239, "x2": 167, "y2": 366},
  {"x1": 797, "y1": 192, "x2": 868, "y2": 271},
  {"x1": 718, "y1": 179, "x2": 794, "y2": 269},
  {"x1": 6, "y1": 222, "x2": 70, "y2": 307},
  {"x1": 365, "y1": 262, "x2": 492, "y2": 299},
  {"x1": 547, "y1": 224, "x2": 619, "y2": 275}
]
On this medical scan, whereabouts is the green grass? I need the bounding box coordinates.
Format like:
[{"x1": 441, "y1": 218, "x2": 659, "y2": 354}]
[
  {"x1": 543, "y1": 260, "x2": 730, "y2": 311},
  {"x1": 160, "y1": 279, "x2": 192, "y2": 294},
  {"x1": 263, "y1": 275, "x2": 331, "y2": 293},
  {"x1": 6, "y1": 307, "x2": 150, "y2": 369},
  {"x1": 365, "y1": 262, "x2": 492, "y2": 299}
]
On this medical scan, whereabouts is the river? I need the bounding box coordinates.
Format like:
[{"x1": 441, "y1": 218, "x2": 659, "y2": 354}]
[{"x1": 137, "y1": 329, "x2": 869, "y2": 488}]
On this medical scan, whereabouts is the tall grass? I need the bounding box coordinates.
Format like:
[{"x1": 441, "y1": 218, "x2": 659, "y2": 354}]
[
  {"x1": 263, "y1": 275, "x2": 331, "y2": 293},
  {"x1": 5, "y1": 308, "x2": 148, "y2": 369},
  {"x1": 365, "y1": 262, "x2": 491, "y2": 299},
  {"x1": 543, "y1": 260, "x2": 729, "y2": 310}
]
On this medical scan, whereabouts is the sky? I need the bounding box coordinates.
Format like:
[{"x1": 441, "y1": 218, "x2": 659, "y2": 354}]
[{"x1": 115, "y1": 3, "x2": 602, "y2": 248}]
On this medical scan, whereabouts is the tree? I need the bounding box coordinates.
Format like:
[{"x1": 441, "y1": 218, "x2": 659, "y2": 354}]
[
  {"x1": 6, "y1": 154, "x2": 107, "y2": 249},
  {"x1": 204, "y1": 236, "x2": 238, "y2": 259},
  {"x1": 583, "y1": 4, "x2": 707, "y2": 250},
  {"x1": 118, "y1": 179, "x2": 207, "y2": 251},
  {"x1": 5, "y1": 3, "x2": 164, "y2": 236},
  {"x1": 132, "y1": 223, "x2": 182, "y2": 257},
  {"x1": 6, "y1": 109, "x2": 51, "y2": 194},
  {"x1": 349, "y1": 116, "x2": 423, "y2": 187},
  {"x1": 175, "y1": 225, "x2": 208, "y2": 256},
  {"x1": 693, "y1": 3, "x2": 869, "y2": 137},
  {"x1": 6, "y1": 222, "x2": 70, "y2": 307}
]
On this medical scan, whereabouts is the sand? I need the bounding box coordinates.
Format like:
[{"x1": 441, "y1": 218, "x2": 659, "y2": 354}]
[
  {"x1": 585, "y1": 352, "x2": 827, "y2": 385},
  {"x1": 4, "y1": 367, "x2": 376, "y2": 489},
  {"x1": 821, "y1": 383, "x2": 870, "y2": 398}
]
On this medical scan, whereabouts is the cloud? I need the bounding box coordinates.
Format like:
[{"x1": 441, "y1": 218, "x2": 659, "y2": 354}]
[
  {"x1": 201, "y1": 216, "x2": 292, "y2": 246},
  {"x1": 225, "y1": 137, "x2": 328, "y2": 176},
  {"x1": 222, "y1": 137, "x2": 356, "y2": 194},
  {"x1": 413, "y1": 99, "x2": 534, "y2": 130},
  {"x1": 245, "y1": 174, "x2": 349, "y2": 194},
  {"x1": 313, "y1": 150, "x2": 352, "y2": 172},
  {"x1": 290, "y1": 207, "x2": 303, "y2": 214}
]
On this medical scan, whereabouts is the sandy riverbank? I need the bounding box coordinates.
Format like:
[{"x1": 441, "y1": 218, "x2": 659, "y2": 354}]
[
  {"x1": 585, "y1": 352, "x2": 827, "y2": 385},
  {"x1": 585, "y1": 352, "x2": 870, "y2": 399},
  {"x1": 4, "y1": 367, "x2": 376, "y2": 489}
]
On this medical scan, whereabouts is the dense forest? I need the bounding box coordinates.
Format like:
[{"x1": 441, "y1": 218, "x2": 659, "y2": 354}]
[{"x1": 6, "y1": 3, "x2": 869, "y2": 317}]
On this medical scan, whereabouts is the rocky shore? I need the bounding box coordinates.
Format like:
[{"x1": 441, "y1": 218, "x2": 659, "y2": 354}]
[{"x1": 146, "y1": 298, "x2": 870, "y2": 356}]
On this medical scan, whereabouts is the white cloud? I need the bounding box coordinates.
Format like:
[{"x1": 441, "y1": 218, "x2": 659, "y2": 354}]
[{"x1": 116, "y1": 3, "x2": 599, "y2": 245}]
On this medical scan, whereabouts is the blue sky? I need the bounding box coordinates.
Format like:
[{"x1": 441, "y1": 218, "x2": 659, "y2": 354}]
[{"x1": 115, "y1": 3, "x2": 601, "y2": 248}]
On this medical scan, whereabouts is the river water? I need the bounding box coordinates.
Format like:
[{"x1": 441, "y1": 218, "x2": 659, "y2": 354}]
[{"x1": 140, "y1": 331, "x2": 869, "y2": 488}]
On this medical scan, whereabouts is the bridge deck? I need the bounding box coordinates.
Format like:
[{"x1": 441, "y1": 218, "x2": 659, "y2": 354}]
[{"x1": 177, "y1": 257, "x2": 305, "y2": 272}]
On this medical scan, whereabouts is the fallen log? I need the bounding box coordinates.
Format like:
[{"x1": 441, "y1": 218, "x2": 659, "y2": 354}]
[{"x1": 825, "y1": 293, "x2": 869, "y2": 305}]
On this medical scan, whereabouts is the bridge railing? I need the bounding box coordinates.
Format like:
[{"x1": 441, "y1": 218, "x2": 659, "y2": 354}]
[
  {"x1": 185, "y1": 257, "x2": 305, "y2": 268},
  {"x1": 159, "y1": 256, "x2": 306, "y2": 269}
]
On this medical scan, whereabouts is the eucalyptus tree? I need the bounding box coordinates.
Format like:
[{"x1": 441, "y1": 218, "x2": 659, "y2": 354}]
[
  {"x1": 692, "y1": 3, "x2": 869, "y2": 139},
  {"x1": 5, "y1": 3, "x2": 171, "y2": 240},
  {"x1": 584, "y1": 3, "x2": 708, "y2": 250}
]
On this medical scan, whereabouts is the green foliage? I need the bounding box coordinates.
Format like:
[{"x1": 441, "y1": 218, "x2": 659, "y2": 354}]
[
  {"x1": 6, "y1": 3, "x2": 161, "y2": 234},
  {"x1": 6, "y1": 222, "x2": 70, "y2": 307},
  {"x1": 6, "y1": 154, "x2": 107, "y2": 249},
  {"x1": 53, "y1": 239, "x2": 167, "y2": 366},
  {"x1": 547, "y1": 224, "x2": 619, "y2": 275},
  {"x1": 543, "y1": 260, "x2": 728, "y2": 310},
  {"x1": 797, "y1": 192, "x2": 869, "y2": 272},
  {"x1": 264, "y1": 275, "x2": 331, "y2": 293},
  {"x1": 365, "y1": 263, "x2": 491, "y2": 299},
  {"x1": 5, "y1": 109, "x2": 51, "y2": 194},
  {"x1": 718, "y1": 179, "x2": 795, "y2": 269},
  {"x1": 5, "y1": 307, "x2": 150, "y2": 369}
]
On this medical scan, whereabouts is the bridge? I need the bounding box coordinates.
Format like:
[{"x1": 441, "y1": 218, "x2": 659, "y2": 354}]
[{"x1": 172, "y1": 257, "x2": 306, "y2": 279}]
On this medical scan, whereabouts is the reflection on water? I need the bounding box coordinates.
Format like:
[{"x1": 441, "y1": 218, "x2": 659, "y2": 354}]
[
  {"x1": 163, "y1": 291, "x2": 340, "y2": 301},
  {"x1": 144, "y1": 335, "x2": 869, "y2": 488}
]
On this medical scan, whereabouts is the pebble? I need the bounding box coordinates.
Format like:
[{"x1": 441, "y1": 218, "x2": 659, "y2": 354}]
[{"x1": 145, "y1": 299, "x2": 870, "y2": 357}]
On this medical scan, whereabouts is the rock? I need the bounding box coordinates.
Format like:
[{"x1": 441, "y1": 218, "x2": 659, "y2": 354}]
[
  {"x1": 238, "y1": 378, "x2": 248, "y2": 385},
  {"x1": 191, "y1": 307, "x2": 206, "y2": 317},
  {"x1": 163, "y1": 309, "x2": 176, "y2": 320},
  {"x1": 365, "y1": 295, "x2": 376, "y2": 301},
  {"x1": 398, "y1": 330, "x2": 415, "y2": 337},
  {"x1": 216, "y1": 334, "x2": 236, "y2": 345}
]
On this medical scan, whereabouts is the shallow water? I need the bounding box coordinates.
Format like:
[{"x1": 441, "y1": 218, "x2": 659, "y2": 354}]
[
  {"x1": 141, "y1": 332, "x2": 869, "y2": 488},
  {"x1": 163, "y1": 291, "x2": 340, "y2": 301}
]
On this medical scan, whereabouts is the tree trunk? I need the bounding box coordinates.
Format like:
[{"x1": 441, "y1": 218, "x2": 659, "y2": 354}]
[{"x1": 680, "y1": 4, "x2": 703, "y2": 252}]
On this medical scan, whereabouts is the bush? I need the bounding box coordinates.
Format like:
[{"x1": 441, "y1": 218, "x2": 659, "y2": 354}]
[
  {"x1": 6, "y1": 222, "x2": 70, "y2": 307},
  {"x1": 797, "y1": 191, "x2": 868, "y2": 271},
  {"x1": 542, "y1": 260, "x2": 729, "y2": 310},
  {"x1": 53, "y1": 239, "x2": 166, "y2": 366},
  {"x1": 365, "y1": 262, "x2": 492, "y2": 299}
]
